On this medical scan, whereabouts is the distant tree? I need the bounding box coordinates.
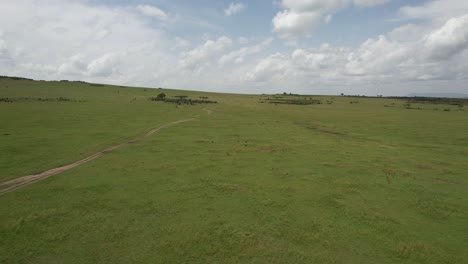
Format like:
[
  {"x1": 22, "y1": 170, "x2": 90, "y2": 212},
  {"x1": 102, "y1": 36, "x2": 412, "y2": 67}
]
[
  {"x1": 156, "y1": 93, "x2": 166, "y2": 101},
  {"x1": 340, "y1": 93, "x2": 344, "y2": 96}
]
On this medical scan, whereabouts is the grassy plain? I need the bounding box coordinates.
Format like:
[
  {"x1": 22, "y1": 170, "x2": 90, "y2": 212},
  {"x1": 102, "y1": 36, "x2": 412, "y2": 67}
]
[{"x1": 1, "y1": 78, "x2": 467, "y2": 263}]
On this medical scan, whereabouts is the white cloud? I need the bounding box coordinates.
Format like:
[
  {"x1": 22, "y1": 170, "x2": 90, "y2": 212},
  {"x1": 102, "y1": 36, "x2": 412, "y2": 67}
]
[
  {"x1": 57, "y1": 52, "x2": 124, "y2": 77},
  {"x1": 179, "y1": 36, "x2": 232, "y2": 71},
  {"x1": 0, "y1": 0, "x2": 172, "y2": 85},
  {"x1": 245, "y1": 53, "x2": 292, "y2": 83},
  {"x1": 273, "y1": 0, "x2": 390, "y2": 40},
  {"x1": 251, "y1": 14, "x2": 468, "y2": 93},
  {"x1": 423, "y1": 14, "x2": 468, "y2": 61},
  {"x1": 273, "y1": 10, "x2": 322, "y2": 41},
  {"x1": 344, "y1": 35, "x2": 409, "y2": 78},
  {"x1": 245, "y1": 44, "x2": 349, "y2": 85},
  {"x1": 174, "y1": 37, "x2": 191, "y2": 49},
  {"x1": 86, "y1": 52, "x2": 123, "y2": 77},
  {"x1": 0, "y1": 0, "x2": 466, "y2": 96},
  {"x1": 57, "y1": 53, "x2": 87, "y2": 75},
  {"x1": 388, "y1": 24, "x2": 428, "y2": 42},
  {"x1": 224, "y1": 2, "x2": 246, "y2": 16},
  {"x1": 399, "y1": 0, "x2": 468, "y2": 20},
  {"x1": 219, "y1": 38, "x2": 272, "y2": 65},
  {"x1": 293, "y1": 44, "x2": 348, "y2": 75},
  {"x1": 0, "y1": 36, "x2": 15, "y2": 69},
  {"x1": 280, "y1": 0, "x2": 348, "y2": 13},
  {"x1": 353, "y1": 0, "x2": 389, "y2": 7},
  {"x1": 136, "y1": 4, "x2": 168, "y2": 21}
]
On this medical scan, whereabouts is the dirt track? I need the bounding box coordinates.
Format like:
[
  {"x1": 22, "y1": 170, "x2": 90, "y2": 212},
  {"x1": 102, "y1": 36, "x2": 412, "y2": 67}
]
[{"x1": 0, "y1": 108, "x2": 211, "y2": 196}]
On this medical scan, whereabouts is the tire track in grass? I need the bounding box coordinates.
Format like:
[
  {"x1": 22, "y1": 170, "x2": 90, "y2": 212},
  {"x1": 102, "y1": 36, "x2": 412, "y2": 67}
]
[{"x1": 0, "y1": 108, "x2": 212, "y2": 196}]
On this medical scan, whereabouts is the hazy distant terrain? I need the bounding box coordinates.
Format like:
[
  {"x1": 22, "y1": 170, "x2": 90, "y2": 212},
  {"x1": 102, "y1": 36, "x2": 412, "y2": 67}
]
[{"x1": 408, "y1": 92, "x2": 468, "y2": 98}]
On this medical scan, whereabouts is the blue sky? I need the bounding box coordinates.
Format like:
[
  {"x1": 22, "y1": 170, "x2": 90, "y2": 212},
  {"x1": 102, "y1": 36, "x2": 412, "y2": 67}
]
[
  {"x1": 1, "y1": 0, "x2": 468, "y2": 95},
  {"x1": 90, "y1": 0, "x2": 420, "y2": 44}
]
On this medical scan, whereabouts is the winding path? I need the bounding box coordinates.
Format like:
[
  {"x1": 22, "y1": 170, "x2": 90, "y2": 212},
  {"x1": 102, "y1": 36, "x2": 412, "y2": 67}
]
[{"x1": 0, "y1": 108, "x2": 212, "y2": 196}]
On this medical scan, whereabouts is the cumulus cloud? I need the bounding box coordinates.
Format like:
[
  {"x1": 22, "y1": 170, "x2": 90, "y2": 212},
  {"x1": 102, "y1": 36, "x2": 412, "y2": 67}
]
[
  {"x1": 136, "y1": 4, "x2": 168, "y2": 21},
  {"x1": 354, "y1": 0, "x2": 389, "y2": 7},
  {"x1": 179, "y1": 36, "x2": 232, "y2": 71},
  {"x1": 344, "y1": 35, "x2": 409, "y2": 78},
  {"x1": 224, "y1": 2, "x2": 246, "y2": 16},
  {"x1": 57, "y1": 53, "x2": 87, "y2": 76},
  {"x1": 273, "y1": 9, "x2": 323, "y2": 41},
  {"x1": 388, "y1": 24, "x2": 428, "y2": 42},
  {"x1": 86, "y1": 52, "x2": 124, "y2": 77},
  {"x1": 293, "y1": 44, "x2": 348, "y2": 76},
  {"x1": 246, "y1": 53, "x2": 292, "y2": 82},
  {"x1": 57, "y1": 52, "x2": 125, "y2": 77},
  {"x1": 219, "y1": 38, "x2": 272, "y2": 65},
  {"x1": 399, "y1": 0, "x2": 468, "y2": 20},
  {"x1": 0, "y1": 0, "x2": 173, "y2": 85},
  {"x1": 273, "y1": 0, "x2": 390, "y2": 40},
  {"x1": 0, "y1": 36, "x2": 15, "y2": 69},
  {"x1": 252, "y1": 14, "x2": 468, "y2": 92},
  {"x1": 423, "y1": 14, "x2": 468, "y2": 61},
  {"x1": 174, "y1": 37, "x2": 191, "y2": 49},
  {"x1": 0, "y1": 0, "x2": 466, "y2": 95}
]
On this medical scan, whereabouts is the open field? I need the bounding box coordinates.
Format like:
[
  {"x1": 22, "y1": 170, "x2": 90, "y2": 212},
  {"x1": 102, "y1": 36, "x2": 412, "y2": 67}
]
[{"x1": 1, "y1": 78, "x2": 468, "y2": 263}]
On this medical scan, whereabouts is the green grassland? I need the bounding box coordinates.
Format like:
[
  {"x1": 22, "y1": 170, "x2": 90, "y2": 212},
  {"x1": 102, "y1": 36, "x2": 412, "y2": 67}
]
[{"x1": 1, "y1": 78, "x2": 467, "y2": 263}]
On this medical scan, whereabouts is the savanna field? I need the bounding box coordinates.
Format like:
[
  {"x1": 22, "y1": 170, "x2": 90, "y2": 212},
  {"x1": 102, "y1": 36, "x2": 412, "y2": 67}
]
[{"x1": 1, "y1": 77, "x2": 467, "y2": 263}]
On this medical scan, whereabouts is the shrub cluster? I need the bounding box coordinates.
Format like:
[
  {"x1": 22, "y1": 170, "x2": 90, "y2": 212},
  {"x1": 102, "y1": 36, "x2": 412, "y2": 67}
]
[
  {"x1": 0, "y1": 97, "x2": 84, "y2": 103},
  {"x1": 260, "y1": 97, "x2": 322, "y2": 105},
  {"x1": 149, "y1": 94, "x2": 217, "y2": 105},
  {"x1": 0, "y1": 76, "x2": 33, "y2": 81},
  {"x1": 387, "y1": 96, "x2": 468, "y2": 106}
]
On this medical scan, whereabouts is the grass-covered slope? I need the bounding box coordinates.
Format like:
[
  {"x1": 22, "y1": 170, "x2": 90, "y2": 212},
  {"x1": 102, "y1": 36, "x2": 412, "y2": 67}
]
[
  {"x1": 1, "y1": 78, "x2": 467, "y2": 263},
  {"x1": 0, "y1": 79, "x2": 208, "y2": 181}
]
